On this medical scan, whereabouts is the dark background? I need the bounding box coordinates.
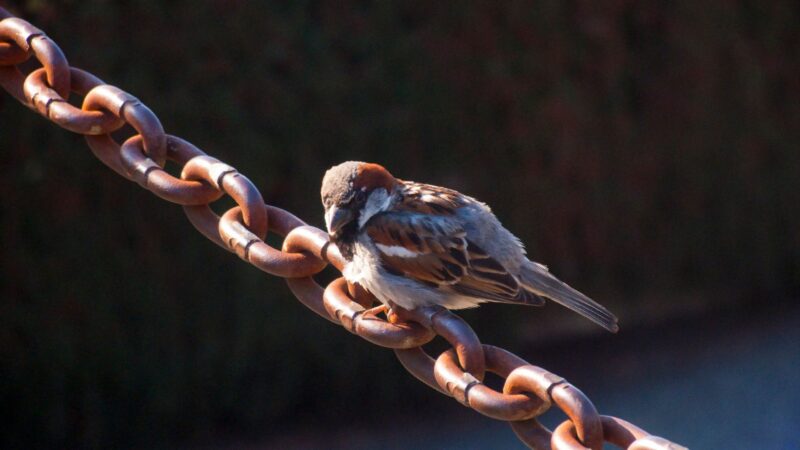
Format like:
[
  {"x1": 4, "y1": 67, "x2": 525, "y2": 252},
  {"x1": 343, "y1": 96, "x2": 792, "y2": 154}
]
[{"x1": 1, "y1": 1, "x2": 798, "y2": 448}]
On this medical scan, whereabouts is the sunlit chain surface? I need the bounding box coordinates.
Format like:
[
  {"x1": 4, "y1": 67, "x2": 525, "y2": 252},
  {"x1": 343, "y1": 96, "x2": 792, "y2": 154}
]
[{"x1": 0, "y1": 8, "x2": 686, "y2": 450}]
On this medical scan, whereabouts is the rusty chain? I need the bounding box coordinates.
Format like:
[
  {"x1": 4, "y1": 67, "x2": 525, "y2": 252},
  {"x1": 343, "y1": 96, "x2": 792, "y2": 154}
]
[{"x1": 0, "y1": 8, "x2": 686, "y2": 449}]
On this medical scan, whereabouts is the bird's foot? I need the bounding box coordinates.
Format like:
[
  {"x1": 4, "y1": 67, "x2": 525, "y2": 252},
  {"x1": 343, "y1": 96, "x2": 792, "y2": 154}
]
[
  {"x1": 384, "y1": 302, "x2": 420, "y2": 325},
  {"x1": 386, "y1": 308, "x2": 401, "y2": 324},
  {"x1": 360, "y1": 304, "x2": 388, "y2": 320},
  {"x1": 360, "y1": 302, "x2": 422, "y2": 326},
  {"x1": 361, "y1": 304, "x2": 404, "y2": 324}
]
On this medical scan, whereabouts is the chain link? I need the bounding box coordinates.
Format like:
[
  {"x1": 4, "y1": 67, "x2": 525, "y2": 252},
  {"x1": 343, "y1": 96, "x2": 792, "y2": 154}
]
[{"x1": 0, "y1": 8, "x2": 687, "y2": 449}]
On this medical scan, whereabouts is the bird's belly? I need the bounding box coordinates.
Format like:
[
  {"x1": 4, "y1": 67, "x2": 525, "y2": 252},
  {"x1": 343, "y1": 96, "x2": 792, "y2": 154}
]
[
  {"x1": 342, "y1": 252, "x2": 427, "y2": 309},
  {"x1": 343, "y1": 244, "x2": 483, "y2": 310}
]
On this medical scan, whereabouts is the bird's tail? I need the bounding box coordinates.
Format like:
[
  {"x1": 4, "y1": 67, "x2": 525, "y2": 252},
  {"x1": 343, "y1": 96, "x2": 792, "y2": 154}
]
[{"x1": 519, "y1": 261, "x2": 619, "y2": 333}]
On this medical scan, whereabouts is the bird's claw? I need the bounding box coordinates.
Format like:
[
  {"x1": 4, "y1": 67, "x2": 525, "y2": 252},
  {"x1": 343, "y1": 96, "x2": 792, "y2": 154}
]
[
  {"x1": 359, "y1": 302, "x2": 419, "y2": 326},
  {"x1": 386, "y1": 309, "x2": 400, "y2": 324},
  {"x1": 360, "y1": 304, "x2": 388, "y2": 320}
]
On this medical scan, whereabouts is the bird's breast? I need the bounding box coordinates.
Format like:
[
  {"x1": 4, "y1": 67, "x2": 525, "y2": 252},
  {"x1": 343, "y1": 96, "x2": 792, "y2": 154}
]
[{"x1": 342, "y1": 236, "x2": 484, "y2": 310}]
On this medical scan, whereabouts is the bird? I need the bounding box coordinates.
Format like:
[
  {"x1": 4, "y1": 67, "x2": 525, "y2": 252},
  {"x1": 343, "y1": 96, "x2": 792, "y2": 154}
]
[{"x1": 320, "y1": 161, "x2": 619, "y2": 333}]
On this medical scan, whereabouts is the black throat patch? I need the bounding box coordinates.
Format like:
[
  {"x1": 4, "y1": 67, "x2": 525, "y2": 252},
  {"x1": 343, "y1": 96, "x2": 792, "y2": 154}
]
[{"x1": 331, "y1": 216, "x2": 359, "y2": 261}]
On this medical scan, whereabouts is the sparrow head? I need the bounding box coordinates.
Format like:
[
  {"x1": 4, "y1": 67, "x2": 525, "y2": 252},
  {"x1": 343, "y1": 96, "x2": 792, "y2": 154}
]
[{"x1": 321, "y1": 161, "x2": 397, "y2": 240}]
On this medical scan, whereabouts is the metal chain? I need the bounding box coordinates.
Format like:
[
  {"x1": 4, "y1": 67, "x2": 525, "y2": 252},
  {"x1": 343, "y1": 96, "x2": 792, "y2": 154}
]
[{"x1": 0, "y1": 8, "x2": 686, "y2": 449}]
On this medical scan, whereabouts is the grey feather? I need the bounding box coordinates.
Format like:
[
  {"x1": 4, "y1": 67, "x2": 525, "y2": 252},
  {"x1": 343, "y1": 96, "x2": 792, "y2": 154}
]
[{"x1": 519, "y1": 262, "x2": 619, "y2": 333}]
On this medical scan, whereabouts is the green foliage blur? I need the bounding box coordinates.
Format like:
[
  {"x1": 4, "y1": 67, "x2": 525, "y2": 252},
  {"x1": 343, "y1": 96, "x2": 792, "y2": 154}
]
[{"x1": 1, "y1": 1, "x2": 798, "y2": 447}]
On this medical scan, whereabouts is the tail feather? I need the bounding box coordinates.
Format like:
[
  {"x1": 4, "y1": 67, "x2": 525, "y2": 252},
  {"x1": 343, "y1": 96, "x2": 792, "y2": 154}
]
[{"x1": 520, "y1": 262, "x2": 619, "y2": 333}]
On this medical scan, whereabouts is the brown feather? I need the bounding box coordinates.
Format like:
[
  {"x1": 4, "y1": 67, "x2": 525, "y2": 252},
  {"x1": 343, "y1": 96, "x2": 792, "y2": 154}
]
[
  {"x1": 353, "y1": 163, "x2": 397, "y2": 192},
  {"x1": 365, "y1": 206, "x2": 541, "y2": 305}
]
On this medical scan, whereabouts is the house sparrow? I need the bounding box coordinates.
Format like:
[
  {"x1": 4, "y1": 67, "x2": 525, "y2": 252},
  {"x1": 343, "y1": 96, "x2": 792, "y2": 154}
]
[{"x1": 321, "y1": 161, "x2": 619, "y2": 333}]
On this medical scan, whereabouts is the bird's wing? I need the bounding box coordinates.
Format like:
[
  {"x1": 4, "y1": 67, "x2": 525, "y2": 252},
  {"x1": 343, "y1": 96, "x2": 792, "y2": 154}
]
[
  {"x1": 518, "y1": 262, "x2": 619, "y2": 332},
  {"x1": 364, "y1": 211, "x2": 542, "y2": 305},
  {"x1": 392, "y1": 181, "x2": 467, "y2": 216}
]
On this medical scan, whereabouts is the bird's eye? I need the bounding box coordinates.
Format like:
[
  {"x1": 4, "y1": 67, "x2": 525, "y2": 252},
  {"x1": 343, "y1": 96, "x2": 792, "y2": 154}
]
[{"x1": 354, "y1": 189, "x2": 367, "y2": 203}]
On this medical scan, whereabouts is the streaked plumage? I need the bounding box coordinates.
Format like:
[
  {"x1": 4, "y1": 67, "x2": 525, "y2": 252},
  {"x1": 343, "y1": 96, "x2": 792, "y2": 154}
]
[{"x1": 321, "y1": 161, "x2": 619, "y2": 332}]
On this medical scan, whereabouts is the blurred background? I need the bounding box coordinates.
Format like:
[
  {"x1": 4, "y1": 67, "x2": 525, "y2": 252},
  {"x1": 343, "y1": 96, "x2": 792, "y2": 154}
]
[{"x1": 1, "y1": 1, "x2": 798, "y2": 449}]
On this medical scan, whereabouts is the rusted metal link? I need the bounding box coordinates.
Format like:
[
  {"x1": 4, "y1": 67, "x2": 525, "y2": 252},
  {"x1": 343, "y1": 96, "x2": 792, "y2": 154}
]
[
  {"x1": 391, "y1": 306, "x2": 487, "y2": 381},
  {"x1": 266, "y1": 205, "x2": 307, "y2": 235},
  {"x1": 549, "y1": 382, "x2": 603, "y2": 449},
  {"x1": 120, "y1": 135, "x2": 224, "y2": 205},
  {"x1": 433, "y1": 350, "x2": 481, "y2": 405},
  {"x1": 506, "y1": 363, "x2": 604, "y2": 449},
  {"x1": 347, "y1": 281, "x2": 376, "y2": 309},
  {"x1": 247, "y1": 224, "x2": 325, "y2": 277},
  {"x1": 219, "y1": 206, "x2": 269, "y2": 256},
  {"x1": 284, "y1": 226, "x2": 345, "y2": 271},
  {"x1": 400, "y1": 342, "x2": 608, "y2": 450},
  {"x1": 185, "y1": 193, "x2": 331, "y2": 278},
  {"x1": 0, "y1": 26, "x2": 30, "y2": 65},
  {"x1": 510, "y1": 418, "x2": 554, "y2": 450},
  {"x1": 184, "y1": 203, "x2": 227, "y2": 248},
  {"x1": 285, "y1": 277, "x2": 335, "y2": 323},
  {"x1": 183, "y1": 157, "x2": 268, "y2": 241},
  {"x1": 83, "y1": 84, "x2": 167, "y2": 166},
  {"x1": 601, "y1": 416, "x2": 687, "y2": 450},
  {"x1": 552, "y1": 420, "x2": 600, "y2": 450},
  {"x1": 393, "y1": 337, "x2": 683, "y2": 449},
  {"x1": 600, "y1": 415, "x2": 649, "y2": 447},
  {"x1": 24, "y1": 67, "x2": 124, "y2": 135},
  {"x1": 272, "y1": 218, "x2": 345, "y2": 317},
  {"x1": 0, "y1": 12, "x2": 30, "y2": 104},
  {"x1": 0, "y1": 9, "x2": 685, "y2": 450},
  {"x1": 280, "y1": 225, "x2": 348, "y2": 319},
  {"x1": 85, "y1": 133, "x2": 134, "y2": 178},
  {"x1": 504, "y1": 365, "x2": 559, "y2": 413},
  {"x1": 628, "y1": 436, "x2": 687, "y2": 450},
  {"x1": 423, "y1": 306, "x2": 486, "y2": 381},
  {"x1": 0, "y1": 39, "x2": 27, "y2": 65},
  {"x1": 551, "y1": 416, "x2": 686, "y2": 450},
  {"x1": 222, "y1": 208, "x2": 331, "y2": 279},
  {"x1": 0, "y1": 17, "x2": 70, "y2": 98},
  {"x1": 323, "y1": 277, "x2": 435, "y2": 348},
  {"x1": 221, "y1": 207, "x2": 330, "y2": 278},
  {"x1": 394, "y1": 346, "x2": 446, "y2": 394},
  {"x1": 435, "y1": 346, "x2": 548, "y2": 420},
  {"x1": 0, "y1": 7, "x2": 28, "y2": 65}
]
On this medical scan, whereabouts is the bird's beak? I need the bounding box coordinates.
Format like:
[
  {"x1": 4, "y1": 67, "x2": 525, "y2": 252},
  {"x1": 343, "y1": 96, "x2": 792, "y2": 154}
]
[{"x1": 325, "y1": 205, "x2": 354, "y2": 236}]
